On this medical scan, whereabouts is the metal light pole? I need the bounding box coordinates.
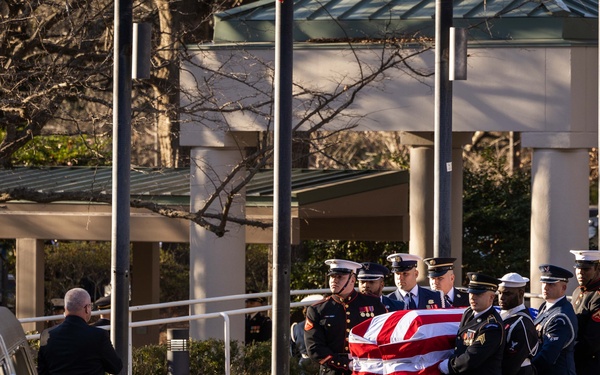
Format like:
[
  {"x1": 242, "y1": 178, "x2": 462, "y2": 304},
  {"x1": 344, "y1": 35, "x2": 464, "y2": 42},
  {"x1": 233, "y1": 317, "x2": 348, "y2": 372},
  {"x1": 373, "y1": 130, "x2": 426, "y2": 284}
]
[
  {"x1": 111, "y1": 0, "x2": 132, "y2": 372},
  {"x1": 433, "y1": 0, "x2": 452, "y2": 257},
  {"x1": 433, "y1": 0, "x2": 453, "y2": 258},
  {"x1": 271, "y1": 0, "x2": 293, "y2": 372}
]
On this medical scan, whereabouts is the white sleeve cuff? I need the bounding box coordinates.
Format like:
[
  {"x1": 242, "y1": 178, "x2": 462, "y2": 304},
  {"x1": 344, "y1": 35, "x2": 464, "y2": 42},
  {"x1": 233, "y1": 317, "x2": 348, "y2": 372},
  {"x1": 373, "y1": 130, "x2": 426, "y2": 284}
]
[{"x1": 438, "y1": 359, "x2": 450, "y2": 374}]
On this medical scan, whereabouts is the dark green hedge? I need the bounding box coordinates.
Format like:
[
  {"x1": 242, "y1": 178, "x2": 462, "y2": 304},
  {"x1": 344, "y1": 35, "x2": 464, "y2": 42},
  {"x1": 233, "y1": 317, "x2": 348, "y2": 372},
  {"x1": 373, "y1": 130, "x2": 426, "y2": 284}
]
[{"x1": 132, "y1": 339, "x2": 304, "y2": 375}]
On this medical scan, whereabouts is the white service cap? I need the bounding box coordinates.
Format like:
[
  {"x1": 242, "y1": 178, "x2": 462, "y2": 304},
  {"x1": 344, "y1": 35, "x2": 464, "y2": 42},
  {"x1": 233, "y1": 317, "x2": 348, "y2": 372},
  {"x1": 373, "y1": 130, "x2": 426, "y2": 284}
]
[
  {"x1": 324, "y1": 259, "x2": 362, "y2": 275},
  {"x1": 498, "y1": 272, "x2": 530, "y2": 288},
  {"x1": 570, "y1": 250, "x2": 600, "y2": 268},
  {"x1": 386, "y1": 253, "x2": 423, "y2": 263},
  {"x1": 570, "y1": 249, "x2": 600, "y2": 261},
  {"x1": 386, "y1": 253, "x2": 422, "y2": 272},
  {"x1": 301, "y1": 294, "x2": 323, "y2": 303}
]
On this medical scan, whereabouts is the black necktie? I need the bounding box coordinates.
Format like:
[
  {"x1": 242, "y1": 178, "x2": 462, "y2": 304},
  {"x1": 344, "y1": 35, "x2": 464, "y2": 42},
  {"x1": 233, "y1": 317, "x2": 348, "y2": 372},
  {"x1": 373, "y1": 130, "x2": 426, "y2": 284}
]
[
  {"x1": 408, "y1": 293, "x2": 417, "y2": 309},
  {"x1": 444, "y1": 294, "x2": 453, "y2": 307}
]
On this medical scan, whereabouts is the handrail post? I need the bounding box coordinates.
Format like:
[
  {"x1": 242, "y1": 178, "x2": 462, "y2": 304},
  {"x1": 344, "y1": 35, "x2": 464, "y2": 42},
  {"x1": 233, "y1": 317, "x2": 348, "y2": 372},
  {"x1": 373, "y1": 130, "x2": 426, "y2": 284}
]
[
  {"x1": 220, "y1": 312, "x2": 231, "y2": 375},
  {"x1": 128, "y1": 310, "x2": 133, "y2": 375}
]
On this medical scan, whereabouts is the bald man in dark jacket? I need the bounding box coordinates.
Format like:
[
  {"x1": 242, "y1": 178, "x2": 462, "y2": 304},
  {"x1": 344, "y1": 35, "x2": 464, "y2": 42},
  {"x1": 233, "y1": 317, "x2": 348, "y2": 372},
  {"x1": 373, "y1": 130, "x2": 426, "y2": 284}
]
[{"x1": 38, "y1": 288, "x2": 122, "y2": 375}]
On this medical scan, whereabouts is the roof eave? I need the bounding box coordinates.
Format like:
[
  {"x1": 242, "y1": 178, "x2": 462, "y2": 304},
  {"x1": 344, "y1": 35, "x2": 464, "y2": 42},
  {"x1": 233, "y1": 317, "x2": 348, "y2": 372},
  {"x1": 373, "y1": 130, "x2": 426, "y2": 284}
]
[{"x1": 213, "y1": 17, "x2": 597, "y2": 44}]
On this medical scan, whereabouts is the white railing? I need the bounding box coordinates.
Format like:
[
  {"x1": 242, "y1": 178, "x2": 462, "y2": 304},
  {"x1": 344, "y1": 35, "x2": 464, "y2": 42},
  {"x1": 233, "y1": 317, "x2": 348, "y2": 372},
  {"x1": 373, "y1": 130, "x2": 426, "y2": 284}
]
[
  {"x1": 20, "y1": 288, "x2": 332, "y2": 375},
  {"x1": 19, "y1": 288, "x2": 547, "y2": 375}
]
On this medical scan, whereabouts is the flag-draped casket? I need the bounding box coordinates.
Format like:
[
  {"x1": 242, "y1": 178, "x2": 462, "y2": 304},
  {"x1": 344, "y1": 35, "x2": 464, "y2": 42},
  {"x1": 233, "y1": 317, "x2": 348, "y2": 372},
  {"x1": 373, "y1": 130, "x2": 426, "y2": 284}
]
[{"x1": 349, "y1": 308, "x2": 466, "y2": 375}]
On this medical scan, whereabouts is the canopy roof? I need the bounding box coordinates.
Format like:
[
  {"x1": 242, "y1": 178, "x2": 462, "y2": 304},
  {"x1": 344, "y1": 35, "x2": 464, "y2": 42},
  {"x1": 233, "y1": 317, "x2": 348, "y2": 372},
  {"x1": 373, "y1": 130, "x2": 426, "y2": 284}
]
[
  {"x1": 213, "y1": 0, "x2": 598, "y2": 43},
  {"x1": 0, "y1": 167, "x2": 409, "y2": 243},
  {"x1": 0, "y1": 167, "x2": 404, "y2": 205}
]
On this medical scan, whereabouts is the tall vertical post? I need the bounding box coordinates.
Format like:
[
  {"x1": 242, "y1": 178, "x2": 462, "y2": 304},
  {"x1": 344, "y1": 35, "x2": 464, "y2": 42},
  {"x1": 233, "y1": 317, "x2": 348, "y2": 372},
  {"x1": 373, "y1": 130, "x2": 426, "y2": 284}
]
[
  {"x1": 433, "y1": 0, "x2": 453, "y2": 258},
  {"x1": 272, "y1": 0, "x2": 293, "y2": 372},
  {"x1": 112, "y1": 0, "x2": 132, "y2": 372}
]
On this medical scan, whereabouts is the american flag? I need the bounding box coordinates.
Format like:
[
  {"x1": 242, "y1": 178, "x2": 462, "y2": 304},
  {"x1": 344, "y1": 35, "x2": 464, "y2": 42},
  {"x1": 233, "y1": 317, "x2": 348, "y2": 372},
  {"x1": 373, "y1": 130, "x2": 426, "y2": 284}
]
[{"x1": 349, "y1": 308, "x2": 466, "y2": 375}]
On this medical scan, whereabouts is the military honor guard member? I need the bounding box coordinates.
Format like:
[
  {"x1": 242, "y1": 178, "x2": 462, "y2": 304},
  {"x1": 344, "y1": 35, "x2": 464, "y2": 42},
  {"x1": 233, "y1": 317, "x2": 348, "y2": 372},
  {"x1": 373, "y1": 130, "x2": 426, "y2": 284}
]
[
  {"x1": 498, "y1": 273, "x2": 538, "y2": 375},
  {"x1": 357, "y1": 262, "x2": 405, "y2": 311},
  {"x1": 304, "y1": 259, "x2": 386, "y2": 375},
  {"x1": 570, "y1": 250, "x2": 600, "y2": 375},
  {"x1": 291, "y1": 294, "x2": 323, "y2": 375},
  {"x1": 532, "y1": 264, "x2": 578, "y2": 375},
  {"x1": 423, "y1": 257, "x2": 469, "y2": 308},
  {"x1": 244, "y1": 294, "x2": 272, "y2": 345},
  {"x1": 386, "y1": 253, "x2": 443, "y2": 309},
  {"x1": 438, "y1": 272, "x2": 505, "y2": 375},
  {"x1": 91, "y1": 294, "x2": 111, "y2": 327}
]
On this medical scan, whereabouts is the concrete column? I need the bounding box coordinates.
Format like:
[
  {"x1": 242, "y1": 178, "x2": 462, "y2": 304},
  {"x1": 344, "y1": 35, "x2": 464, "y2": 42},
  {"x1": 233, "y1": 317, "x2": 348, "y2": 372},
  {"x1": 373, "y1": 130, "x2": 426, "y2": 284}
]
[
  {"x1": 408, "y1": 145, "x2": 434, "y2": 283},
  {"x1": 189, "y1": 147, "x2": 246, "y2": 342},
  {"x1": 16, "y1": 238, "x2": 44, "y2": 332},
  {"x1": 131, "y1": 242, "x2": 160, "y2": 346},
  {"x1": 402, "y1": 132, "x2": 471, "y2": 285},
  {"x1": 530, "y1": 148, "x2": 589, "y2": 306}
]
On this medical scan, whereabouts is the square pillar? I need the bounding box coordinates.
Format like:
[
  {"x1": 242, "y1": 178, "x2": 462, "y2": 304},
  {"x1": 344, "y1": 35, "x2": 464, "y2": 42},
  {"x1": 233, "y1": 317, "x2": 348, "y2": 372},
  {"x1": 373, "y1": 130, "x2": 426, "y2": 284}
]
[
  {"x1": 16, "y1": 238, "x2": 45, "y2": 332},
  {"x1": 401, "y1": 132, "x2": 471, "y2": 285},
  {"x1": 529, "y1": 148, "x2": 589, "y2": 305},
  {"x1": 131, "y1": 242, "x2": 160, "y2": 346},
  {"x1": 189, "y1": 146, "x2": 247, "y2": 342}
]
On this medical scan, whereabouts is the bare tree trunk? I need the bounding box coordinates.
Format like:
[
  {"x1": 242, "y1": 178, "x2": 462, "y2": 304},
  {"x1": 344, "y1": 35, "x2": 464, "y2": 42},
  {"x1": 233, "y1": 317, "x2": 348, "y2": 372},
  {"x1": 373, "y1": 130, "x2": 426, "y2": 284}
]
[{"x1": 152, "y1": 0, "x2": 180, "y2": 167}]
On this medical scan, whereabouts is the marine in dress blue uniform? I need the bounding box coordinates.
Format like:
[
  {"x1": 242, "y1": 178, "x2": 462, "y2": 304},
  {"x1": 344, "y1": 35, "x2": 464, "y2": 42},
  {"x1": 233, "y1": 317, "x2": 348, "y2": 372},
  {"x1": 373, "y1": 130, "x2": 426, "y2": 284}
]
[
  {"x1": 385, "y1": 253, "x2": 443, "y2": 309},
  {"x1": 532, "y1": 264, "x2": 577, "y2": 375},
  {"x1": 498, "y1": 273, "x2": 538, "y2": 375},
  {"x1": 424, "y1": 257, "x2": 469, "y2": 308},
  {"x1": 357, "y1": 262, "x2": 405, "y2": 311},
  {"x1": 438, "y1": 273, "x2": 505, "y2": 375},
  {"x1": 304, "y1": 259, "x2": 387, "y2": 375},
  {"x1": 245, "y1": 295, "x2": 272, "y2": 345},
  {"x1": 569, "y1": 250, "x2": 600, "y2": 375},
  {"x1": 291, "y1": 294, "x2": 323, "y2": 374}
]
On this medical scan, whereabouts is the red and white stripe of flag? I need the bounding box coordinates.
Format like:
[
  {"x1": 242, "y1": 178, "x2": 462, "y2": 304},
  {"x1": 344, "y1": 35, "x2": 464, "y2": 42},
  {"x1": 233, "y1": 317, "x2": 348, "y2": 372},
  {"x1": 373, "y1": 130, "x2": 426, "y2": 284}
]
[{"x1": 349, "y1": 308, "x2": 466, "y2": 375}]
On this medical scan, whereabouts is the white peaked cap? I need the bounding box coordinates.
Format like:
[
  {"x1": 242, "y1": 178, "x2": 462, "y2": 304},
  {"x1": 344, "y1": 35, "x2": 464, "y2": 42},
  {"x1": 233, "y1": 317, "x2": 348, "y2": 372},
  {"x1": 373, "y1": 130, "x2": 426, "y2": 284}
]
[
  {"x1": 499, "y1": 272, "x2": 529, "y2": 288},
  {"x1": 570, "y1": 249, "x2": 600, "y2": 262},
  {"x1": 324, "y1": 259, "x2": 362, "y2": 274},
  {"x1": 386, "y1": 253, "x2": 423, "y2": 263},
  {"x1": 301, "y1": 294, "x2": 323, "y2": 303}
]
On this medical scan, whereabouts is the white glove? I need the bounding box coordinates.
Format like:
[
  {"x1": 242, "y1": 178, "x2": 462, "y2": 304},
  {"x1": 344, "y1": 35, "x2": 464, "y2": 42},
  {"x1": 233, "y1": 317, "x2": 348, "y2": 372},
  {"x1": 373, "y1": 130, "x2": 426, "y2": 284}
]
[{"x1": 438, "y1": 359, "x2": 450, "y2": 374}]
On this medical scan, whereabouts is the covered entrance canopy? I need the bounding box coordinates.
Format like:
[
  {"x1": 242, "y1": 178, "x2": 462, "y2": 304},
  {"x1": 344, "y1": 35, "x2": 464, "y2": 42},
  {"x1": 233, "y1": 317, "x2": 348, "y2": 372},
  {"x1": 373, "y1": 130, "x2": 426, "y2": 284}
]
[
  {"x1": 179, "y1": 0, "x2": 598, "y2": 340},
  {"x1": 0, "y1": 167, "x2": 408, "y2": 243}
]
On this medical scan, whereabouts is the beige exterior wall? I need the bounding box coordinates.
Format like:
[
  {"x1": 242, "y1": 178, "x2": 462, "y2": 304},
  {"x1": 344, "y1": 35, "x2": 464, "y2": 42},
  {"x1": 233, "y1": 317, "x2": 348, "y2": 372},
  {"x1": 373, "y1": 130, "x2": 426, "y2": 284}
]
[{"x1": 182, "y1": 46, "x2": 597, "y2": 135}]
